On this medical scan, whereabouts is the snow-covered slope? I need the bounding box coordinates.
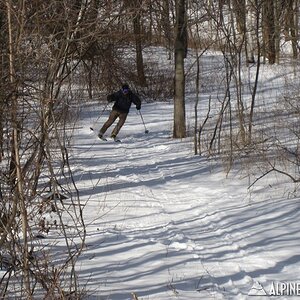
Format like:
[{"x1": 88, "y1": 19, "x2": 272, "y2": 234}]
[{"x1": 70, "y1": 101, "x2": 300, "y2": 299}]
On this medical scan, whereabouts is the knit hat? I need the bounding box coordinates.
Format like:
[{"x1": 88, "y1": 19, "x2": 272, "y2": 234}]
[{"x1": 122, "y1": 83, "x2": 129, "y2": 91}]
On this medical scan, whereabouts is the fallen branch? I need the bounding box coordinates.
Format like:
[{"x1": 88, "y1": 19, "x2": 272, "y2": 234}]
[{"x1": 248, "y1": 166, "x2": 300, "y2": 189}]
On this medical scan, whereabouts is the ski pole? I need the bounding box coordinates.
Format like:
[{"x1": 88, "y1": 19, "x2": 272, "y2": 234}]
[
  {"x1": 138, "y1": 110, "x2": 149, "y2": 134},
  {"x1": 90, "y1": 102, "x2": 108, "y2": 131}
]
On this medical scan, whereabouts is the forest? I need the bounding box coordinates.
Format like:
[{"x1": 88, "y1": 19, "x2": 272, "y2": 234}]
[{"x1": 0, "y1": 0, "x2": 300, "y2": 298}]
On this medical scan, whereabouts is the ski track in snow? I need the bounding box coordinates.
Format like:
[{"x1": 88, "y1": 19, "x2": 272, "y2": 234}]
[{"x1": 69, "y1": 102, "x2": 300, "y2": 300}]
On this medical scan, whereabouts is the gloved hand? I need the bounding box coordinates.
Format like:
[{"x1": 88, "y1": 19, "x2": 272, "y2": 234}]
[{"x1": 136, "y1": 105, "x2": 141, "y2": 110}]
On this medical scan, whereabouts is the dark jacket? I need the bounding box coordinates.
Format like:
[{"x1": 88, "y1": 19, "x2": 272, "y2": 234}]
[{"x1": 107, "y1": 90, "x2": 141, "y2": 114}]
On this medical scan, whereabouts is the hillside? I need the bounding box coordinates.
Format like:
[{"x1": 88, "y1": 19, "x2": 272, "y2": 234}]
[{"x1": 69, "y1": 97, "x2": 300, "y2": 299}]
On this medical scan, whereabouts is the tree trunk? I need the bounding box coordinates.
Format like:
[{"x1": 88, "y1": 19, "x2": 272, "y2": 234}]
[
  {"x1": 262, "y1": 0, "x2": 276, "y2": 64},
  {"x1": 285, "y1": 0, "x2": 298, "y2": 59},
  {"x1": 128, "y1": 0, "x2": 147, "y2": 87},
  {"x1": 162, "y1": 0, "x2": 173, "y2": 59},
  {"x1": 133, "y1": 9, "x2": 147, "y2": 86},
  {"x1": 245, "y1": 0, "x2": 255, "y2": 63},
  {"x1": 5, "y1": 0, "x2": 31, "y2": 297},
  {"x1": 173, "y1": 0, "x2": 187, "y2": 139}
]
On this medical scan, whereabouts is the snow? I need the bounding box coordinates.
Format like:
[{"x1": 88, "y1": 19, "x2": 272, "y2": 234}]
[{"x1": 66, "y1": 98, "x2": 300, "y2": 299}]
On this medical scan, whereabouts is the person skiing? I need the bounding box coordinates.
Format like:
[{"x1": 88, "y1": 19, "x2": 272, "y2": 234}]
[{"x1": 98, "y1": 83, "x2": 141, "y2": 141}]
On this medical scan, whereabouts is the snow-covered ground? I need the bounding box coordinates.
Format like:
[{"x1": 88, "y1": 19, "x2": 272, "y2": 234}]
[{"x1": 69, "y1": 98, "x2": 300, "y2": 300}]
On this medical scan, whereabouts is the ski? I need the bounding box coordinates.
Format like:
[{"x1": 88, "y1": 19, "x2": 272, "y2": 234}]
[
  {"x1": 96, "y1": 132, "x2": 107, "y2": 141},
  {"x1": 111, "y1": 135, "x2": 121, "y2": 143},
  {"x1": 100, "y1": 138, "x2": 121, "y2": 143},
  {"x1": 98, "y1": 135, "x2": 121, "y2": 143},
  {"x1": 90, "y1": 128, "x2": 121, "y2": 143}
]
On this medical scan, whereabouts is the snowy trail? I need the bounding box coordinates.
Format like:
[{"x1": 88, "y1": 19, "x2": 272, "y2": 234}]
[{"x1": 71, "y1": 102, "x2": 300, "y2": 300}]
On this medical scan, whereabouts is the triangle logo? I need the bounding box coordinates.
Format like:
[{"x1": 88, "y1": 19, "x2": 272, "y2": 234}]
[{"x1": 248, "y1": 281, "x2": 268, "y2": 296}]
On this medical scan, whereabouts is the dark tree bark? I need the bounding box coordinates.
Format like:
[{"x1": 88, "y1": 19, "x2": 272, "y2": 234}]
[
  {"x1": 262, "y1": 0, "x2": 276, "y2": 64},
  {"x1": 173, "y1": 0, "x2": 187, "y2": 138}
]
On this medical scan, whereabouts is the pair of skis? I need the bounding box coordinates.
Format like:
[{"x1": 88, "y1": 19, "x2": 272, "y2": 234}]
[
  {"x1": 90, "y1": 127, "x2": 121, "y2": 143},
  {"x1": 99, "y1": 135, "x2": 121, "y2": 143}
]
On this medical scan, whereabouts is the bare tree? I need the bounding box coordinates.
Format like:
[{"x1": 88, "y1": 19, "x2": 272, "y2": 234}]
[
  {"x1": 132, "y1": 0, "x2": 147, "y2": 86},
  {"x1": 173, "y1": 0, "x2": 187, "y2": 138},
  {"x1": 262, "y1": 0, "x2": 276, "y2": 64},
  {"x1": 284, "y1": 0, "x2": 299, "y2": 59},
  {"x1": 0, "y1": 1, "x2": 91, "y2": 297},
  {"x1": 5, "y1": 0, "x2": 31, "y2": 296}
]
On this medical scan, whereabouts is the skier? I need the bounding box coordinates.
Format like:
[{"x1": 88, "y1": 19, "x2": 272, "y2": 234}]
[{"x1": 98, "y1": 83, "x2": 141, "y2": 141}]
